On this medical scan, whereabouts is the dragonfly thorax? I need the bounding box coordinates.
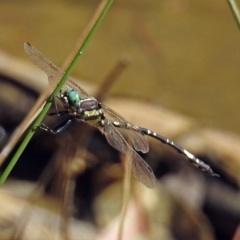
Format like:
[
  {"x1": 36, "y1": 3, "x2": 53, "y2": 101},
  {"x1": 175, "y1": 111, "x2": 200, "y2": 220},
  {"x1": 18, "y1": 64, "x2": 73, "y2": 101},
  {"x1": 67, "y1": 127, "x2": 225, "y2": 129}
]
[
  {"x1": 61, "y1": 90, "x2": 104, "y2": 125},
  {"x1": 77, "y1": 98, "x2": 104, "y2": 126}
]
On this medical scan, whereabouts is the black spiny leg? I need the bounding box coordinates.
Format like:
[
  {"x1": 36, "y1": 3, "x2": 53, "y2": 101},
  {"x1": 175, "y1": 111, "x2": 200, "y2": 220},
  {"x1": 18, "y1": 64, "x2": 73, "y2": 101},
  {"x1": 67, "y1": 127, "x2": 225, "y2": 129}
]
[
  {"x1": 38, "y1": 97, "x2": 72, "y2": 134},
  {"x1": 48, "y1": 97, "x2": 68, "y2": 117},
  {"x1": 39, "y1": 117, "x2": 74, "y2": 134},
  {"x1": 48, "y1": 111, "x2": 68, "y2": 117}
]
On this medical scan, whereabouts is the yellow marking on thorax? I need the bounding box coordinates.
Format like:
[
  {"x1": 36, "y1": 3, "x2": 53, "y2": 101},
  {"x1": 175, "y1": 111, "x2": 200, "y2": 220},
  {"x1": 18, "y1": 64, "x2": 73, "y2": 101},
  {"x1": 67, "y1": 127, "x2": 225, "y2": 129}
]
[{"x1": 83, "y1": 109, "x2": 101, "y2": 125}]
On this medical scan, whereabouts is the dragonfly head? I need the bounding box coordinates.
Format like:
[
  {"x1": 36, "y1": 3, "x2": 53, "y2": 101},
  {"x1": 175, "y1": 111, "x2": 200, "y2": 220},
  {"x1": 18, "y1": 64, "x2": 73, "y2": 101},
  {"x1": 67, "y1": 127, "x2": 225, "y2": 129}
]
[{"x1": 61, "y1": 88, "x2": 81, "y2": 108}]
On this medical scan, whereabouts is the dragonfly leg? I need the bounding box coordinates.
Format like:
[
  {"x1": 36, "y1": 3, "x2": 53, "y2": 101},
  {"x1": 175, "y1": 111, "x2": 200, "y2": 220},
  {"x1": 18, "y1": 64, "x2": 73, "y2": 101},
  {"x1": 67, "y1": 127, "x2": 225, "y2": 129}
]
[
  {"x1": 39, "y1": 117, "x2": 74, "y2": 134},
  {"x1": 48, "y1": 97, "x2": 68, "y2": 117},
  {"x1": 48, "y1": 111, "x2": 68, "y2": 117}
]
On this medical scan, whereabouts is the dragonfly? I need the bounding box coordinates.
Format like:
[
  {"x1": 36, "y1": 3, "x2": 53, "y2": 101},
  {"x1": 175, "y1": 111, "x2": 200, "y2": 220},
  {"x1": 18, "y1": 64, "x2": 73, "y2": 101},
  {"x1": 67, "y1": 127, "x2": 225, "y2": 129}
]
[{"x1": 24, "y1": 42, "x2": 219, "y2": 188}]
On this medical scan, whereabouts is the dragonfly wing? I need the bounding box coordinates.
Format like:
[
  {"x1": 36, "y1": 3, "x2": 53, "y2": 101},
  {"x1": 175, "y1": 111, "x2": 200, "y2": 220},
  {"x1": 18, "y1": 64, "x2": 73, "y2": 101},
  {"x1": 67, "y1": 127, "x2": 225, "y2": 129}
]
[
  {"x1": 102, "y1": 120, "x2": 156, "y2": 188},
  {"x1": 102, "y1": 104, "x2": 149, "y2": 153},
  {"x1": 124, "y1": 128, "x2": 149, "y2": 153},
  {"x1": 24, "y1": 42, "x2": 62, "y2": 81},
  {"x1": 130, "y1": 150, "x2": 157, "y2": 188},
  {"x1": 64, "y1": 78, "x2": 90, "y2": 98},
  {"x1": 101, "y1": 119, "x2": 127, "y2": 153},
  {"x1": 24, "y1": 42, "x2": 90, "y2": 98}
]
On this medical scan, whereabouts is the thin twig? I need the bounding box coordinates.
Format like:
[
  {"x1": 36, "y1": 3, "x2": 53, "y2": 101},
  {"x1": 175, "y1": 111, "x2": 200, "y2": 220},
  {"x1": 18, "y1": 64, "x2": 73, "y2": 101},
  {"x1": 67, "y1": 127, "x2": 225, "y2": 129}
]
[
  {"x1": 96, "y1": 54, "x2": 131, "y2": 101},
  {"x1": 117, "y1": 154, "x2": 131, "y2": 240}
]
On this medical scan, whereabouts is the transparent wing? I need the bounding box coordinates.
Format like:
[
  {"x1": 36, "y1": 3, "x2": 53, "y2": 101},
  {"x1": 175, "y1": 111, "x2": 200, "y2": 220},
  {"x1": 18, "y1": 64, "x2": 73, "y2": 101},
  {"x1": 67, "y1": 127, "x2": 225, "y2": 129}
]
[
  {"x1": 102, "y1": 104, "x2": 149, "y2": 153},
  {"x1": 100, "y1": 119, "x2": 156, "y2": 188},
  {"x1": 24, "y1": 42, "x2": 90, "y2": 99}
]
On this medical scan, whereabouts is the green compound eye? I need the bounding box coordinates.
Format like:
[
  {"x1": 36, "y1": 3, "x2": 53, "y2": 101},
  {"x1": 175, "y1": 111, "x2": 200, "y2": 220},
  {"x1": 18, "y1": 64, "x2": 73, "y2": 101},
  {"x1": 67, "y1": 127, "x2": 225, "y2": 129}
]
[{"x1": 65, "y1": 88, "x2": 81, "y2": 107}]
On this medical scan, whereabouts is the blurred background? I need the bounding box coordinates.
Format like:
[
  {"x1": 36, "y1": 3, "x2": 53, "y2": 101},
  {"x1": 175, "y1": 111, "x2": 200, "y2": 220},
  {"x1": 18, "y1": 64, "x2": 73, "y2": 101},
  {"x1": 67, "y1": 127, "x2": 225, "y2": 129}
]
[{"x1": 1, "y1": 0, "x2": 240, "y2": 240}]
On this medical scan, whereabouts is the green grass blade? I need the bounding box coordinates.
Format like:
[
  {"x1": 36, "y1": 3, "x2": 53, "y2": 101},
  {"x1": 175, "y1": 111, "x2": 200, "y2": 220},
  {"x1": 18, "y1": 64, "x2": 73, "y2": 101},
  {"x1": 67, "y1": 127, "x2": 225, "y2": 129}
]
[
  {"x1": 0, "y1": 0, "x2": 114, "y2": 187},
  {"x1": 227, "y1": 0, "x2": 240, "y2": 30}
]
